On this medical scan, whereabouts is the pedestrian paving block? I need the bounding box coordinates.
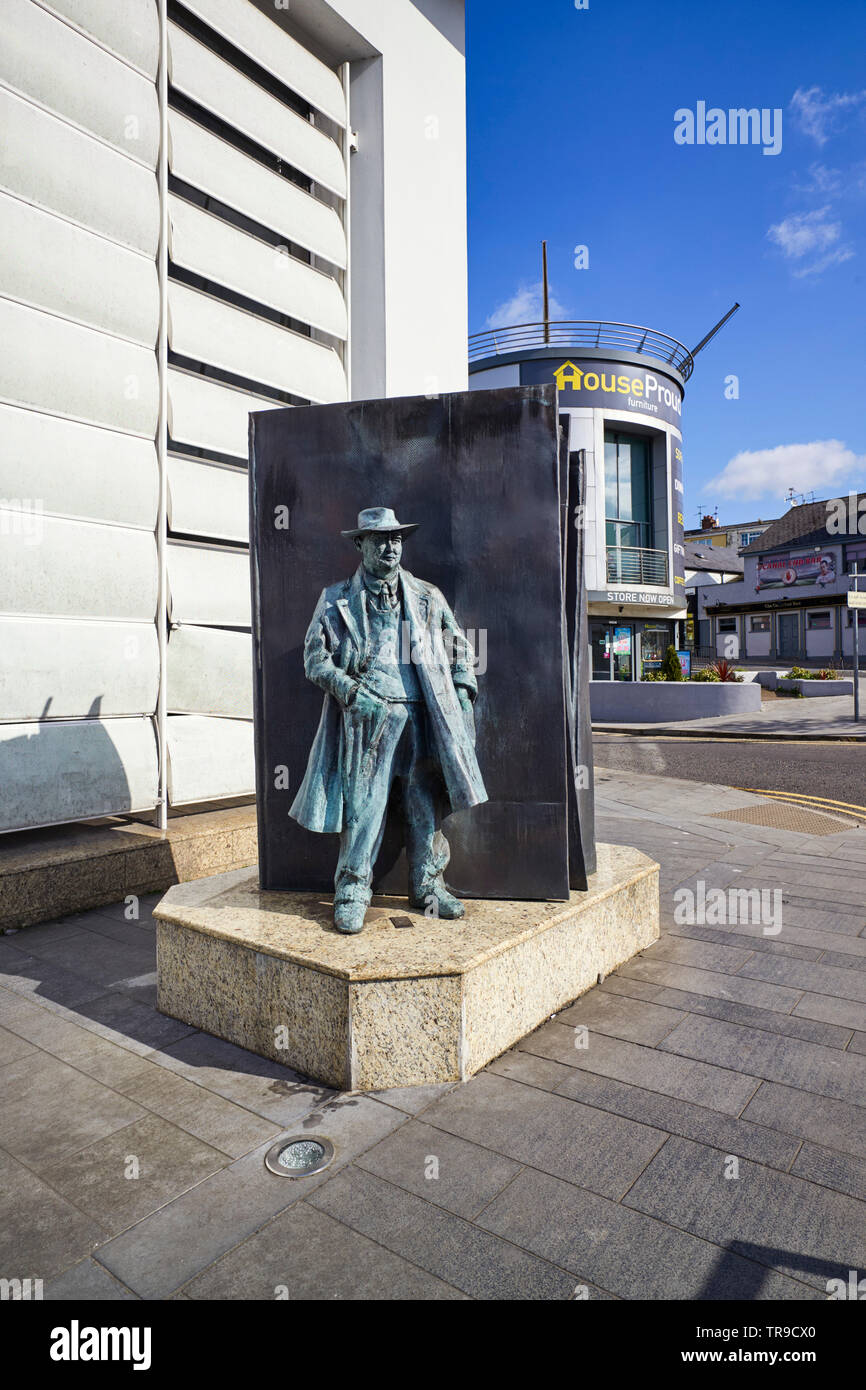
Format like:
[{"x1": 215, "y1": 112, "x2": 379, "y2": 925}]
[
  {"x1": 550, "y1": 1068, "x2": 801, "y2": 1170},
  {"x1": 617, "y1": 957, "x2": 804, "y2": 1013},
  {"x1": 555, "y1": 991, "x2": 686, "y2": 1045},
  {"x1": 418, "y1": 1070, "x2": 668, "y2": 1200},
  {"x1": 354, "y1": 1118, "x2": 522, "y2": 1219},
  {"x1": 604, "y1": 979, "x2": 852, "y2": 1049},
  {"x1": 623, "y1": 1134, "x2": 866, "y2": 1291},
  {"x1": 308, "y1": 1165, "x2": 586, "y2": 1300},
  {"x1": 476, "y1": 1167, "x2": 819, "y2": 1300},
  {"x1": 183, "y1": 1203, "x2": 469, "y2": 1301},
  {"x1": 658, "y1": 1014, "x2": 866, "y2": 1106},
  {"x1": 791, "y1": 1142, "x2": 866, "y2": 1203},
  {"x1": 517, "y1": 1021, "x2": 761, "y2": 1115},
  {"x1": 741, "y1": 1081, "x2": 866, "y2": 1162}
]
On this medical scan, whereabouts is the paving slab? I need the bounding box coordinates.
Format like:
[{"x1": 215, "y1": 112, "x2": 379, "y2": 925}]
[
  {"x1": 114, "y1": 1061, "x2": 281, "y2": 1159},
  {"x1": 0, "y1": 1146, "x2": 108, "y2": 1281},
  {"x1": 518, "y1": 1021, "x2": 761, "y2": 1115},
  {"x1": 43, "y1": 1259, "x2": 140, "y2": 1301},
  {"x1": 738, "y1": 953, "x2": 866, "y2": 1004},
  {"x1": 40, "y1": 1113, "x2": 229, "y2": 1232},
  {"x1": 791, "y1": 1142, "x2": 866, "y2": 1203},
  {"x1": 623, "y1": 1134, "x2": 866, "y2": 1292},
  {"x1": 182, "y1": 1202, "x2": 468, "y2": 1300},
  {"x1": 555, "y1": 991, "x2": 686, "y2": 1045},
  {"x1": 741, "y1": 1081, "x2": 866, "y2": 1161},
  {"x1": 476, "y1": 1167, "x2": 818, "y2": 1300},
  {"x1": 0, "y1": 1051, "x2": 145, "y2": 1168},
  {"x1": 307, "y1": 1165, "x2": 584, "y2": 1300},
  {"x1": 354, "y1": 1118, "x2": 522, "y2": 1219},
  {"x1": 550, "y1": 1068, "x2": 801, "y2": 1171},
  {"x1": 415, "y1": 1070, "x2": 668, "y2": 1200},
  {"x1": 658, "y1": 1014, "x2": 866, "y2": 1106},
  {"x1": 616, "y1": 957, "x2": 804, "y2": 1013},
  {"x1": 602, "y1": 978, "x2": 852, "y2": 1049}
]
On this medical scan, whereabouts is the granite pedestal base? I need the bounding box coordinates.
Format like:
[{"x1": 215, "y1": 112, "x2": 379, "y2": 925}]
[{"x1": 154, "y1": 843, "x2": 659, "y2": 1092}]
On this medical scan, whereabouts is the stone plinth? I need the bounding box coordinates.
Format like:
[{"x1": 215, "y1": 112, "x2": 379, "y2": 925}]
[{"x1": 154, "y1": 843, "x2": 659, "y2": 1091}]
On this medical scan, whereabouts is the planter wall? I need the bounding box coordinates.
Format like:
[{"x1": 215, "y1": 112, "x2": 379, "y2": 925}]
[
  {"x1": 777, "y1": 679, "x2": 853, "y2": 697},
  {"x1": 590, "y1": 680, "x2": 762, "y2": 723}
]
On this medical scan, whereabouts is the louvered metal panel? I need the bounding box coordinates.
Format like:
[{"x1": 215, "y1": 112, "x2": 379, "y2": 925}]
[
  {"x1": 167, "y1": 455, "x2": 248, "y2": 543},
  {"x1": 167, "y1": 714, "x2": 254, "y2": 804},
  {"x1": 0, "y1": 89, "x2": 159, "y2": 255},
  {"x1": 167, "y1": 542, "x2": 252, "y2": 628},
  {"x1": 167, "y1": 22, "x2": 345, "y2": 196},
  {"x1": 167, "y1": 625, "x2": 253, "y2": 718},
  {"x1": 0, "y1": 617, "x2": 159, "y2": 723},
  {"x1": 180, "y1": 0, "x2": 345, "y2": 125},
  {"x1": 0, "y1": 717, "x2": 159, "y2": 831},
  {"x1": 168, "y1": 195, "x2": 346, "y2": 339},
  {"x1": 0, "y1": 404, "x2": 158, "y2": 529},
  {"x1": 168, "y1": 282, "x2": 346, "y2": 403},
  {"x1": 0, "y1": 299, "x2": 159, "y2": 435},
  {"x1": 35, "y1": 0, "x2": 160, "y2": 79},
  {"x1": 167, "y1": 368, "x2": 277, "y2": 457},
  {"x1": 0, "y1": 0, "x2": 159, "y2": 167},
  {"x1": 0, "y1": 512, "x2": 158, "y2": 622},
  {"x1": 1, "y1": 193, "x2": 159, "y2": 346},
  {"x1": 168, "y1": 111, "x2": 346, "y2": 267}
]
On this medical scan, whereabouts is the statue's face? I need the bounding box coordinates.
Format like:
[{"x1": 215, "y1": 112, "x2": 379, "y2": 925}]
[{"x1": 356, "y1": 530, "x2": 403, "y2": 577}]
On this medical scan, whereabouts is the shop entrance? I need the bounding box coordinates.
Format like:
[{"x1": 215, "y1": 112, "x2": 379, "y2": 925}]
[
  {"x1": 777, "y1": 612, "x2": 800, "y2": 661},
  {"x1": 590, "y1": 621, "x2": 633, "y2": 681}
]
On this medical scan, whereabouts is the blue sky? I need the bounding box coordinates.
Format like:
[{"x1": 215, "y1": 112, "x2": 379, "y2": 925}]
[{"x1": 466, "y1": 0, "x2": 866, "y2": 527}]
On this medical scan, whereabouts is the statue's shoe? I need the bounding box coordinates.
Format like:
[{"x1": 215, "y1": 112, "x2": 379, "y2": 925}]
[
  {"x1": 334, "y1": 902, "x2": 366, "y2": 934},
  {"x1": 409, "y1": 884, "x2": 465, "y2": 920}
]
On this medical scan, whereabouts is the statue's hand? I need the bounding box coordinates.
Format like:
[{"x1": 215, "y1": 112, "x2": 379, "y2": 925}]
[
  {"x1": 456, "y1": 686, "x2": 473, "y2": 714},
  {"x1": 350, "y1": 686, "x2": 384, "y2": 719}
]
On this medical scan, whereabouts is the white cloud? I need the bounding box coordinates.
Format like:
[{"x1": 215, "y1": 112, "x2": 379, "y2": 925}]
[
  {"x1": 767, "y1": 207, "x2": 853, "y2": 276},
  {"x1": 484, "y1": 280, "x2": 568, "y2": 330},
  {"x1": 708, "y1": 441, "x2": 866, "y2": 502},
  {"x1": 790, "y1": 85, "x2": 866, "y2": 145},
  {"x1": 792, "y1": 162, "x2": 843, "y2": 195}
]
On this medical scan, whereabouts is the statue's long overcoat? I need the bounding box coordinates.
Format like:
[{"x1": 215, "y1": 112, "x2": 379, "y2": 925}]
[{"x1": 289, "y1": 566, "x2": 487, "y2": 833}]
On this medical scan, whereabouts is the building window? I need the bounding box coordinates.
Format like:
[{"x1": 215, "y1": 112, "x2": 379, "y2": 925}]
[
  {"x1": 740, "y1": 529, "x2": 763, "y2": 547},
  {"x1": 847, "y1": 610, "x2": 866, "y2": 627},
  {"x1": 717, "y1": 618, "x2": 737, "y2": 633},
  {"x1": 807, "y1": 611, "x2": 831, "y2": 630},
  {"x1": 845, "y1": 542, "x2": 866, "y2": 573},
  {"x1": 749, "y1": 615, "x2": 770, "y2": 632},
  {"x1": 604, "y1": 430, "x2": 653, "y2": 551}
]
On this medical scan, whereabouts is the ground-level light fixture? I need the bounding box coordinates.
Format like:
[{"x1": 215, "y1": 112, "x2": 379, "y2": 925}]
[{"x1": 264, "y1": 1136, "x2": 335, "y2": 1178}]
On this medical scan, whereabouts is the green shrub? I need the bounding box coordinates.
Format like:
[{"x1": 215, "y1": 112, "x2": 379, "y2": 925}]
[
  {"x1": 690, "y1": 667, "x2": 720, "y2": 682},
  {"x1": 661, "y1": 644, "x2": 685, "y2": 681}
]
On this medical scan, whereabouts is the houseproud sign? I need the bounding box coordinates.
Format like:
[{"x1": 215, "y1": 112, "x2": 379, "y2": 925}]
[{"x1": 548, "y1": 359, "x2": 684, "y2": 429}]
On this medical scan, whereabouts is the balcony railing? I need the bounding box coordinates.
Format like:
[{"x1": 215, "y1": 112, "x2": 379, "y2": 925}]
[
  {"x1": 468, "y1": 320, "x2": 695, "y2": 381},
  {"x1": 606, "y1": 547, "x2": 669, "y2": 586}
]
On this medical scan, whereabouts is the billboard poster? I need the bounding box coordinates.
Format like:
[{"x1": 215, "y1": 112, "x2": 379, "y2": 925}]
[
  {"x1": 671, "y1": 436, "x2": 686, "y2": 592},
  {"x1": 755, "y1": 552, "x2": 837, "y2": 591},
  {"x1": 613, "y1": 626, "x2": 631, "y2": 655}
]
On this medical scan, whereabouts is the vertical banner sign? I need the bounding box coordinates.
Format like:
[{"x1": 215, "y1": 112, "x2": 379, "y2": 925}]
[{"x1": 671, "y1": 437, "x2": 686, "y2": 593}]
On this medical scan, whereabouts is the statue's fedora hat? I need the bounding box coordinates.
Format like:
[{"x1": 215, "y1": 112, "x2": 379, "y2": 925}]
[{"x1": 341, "y1": 506, "x2": 419, "y2": 539}]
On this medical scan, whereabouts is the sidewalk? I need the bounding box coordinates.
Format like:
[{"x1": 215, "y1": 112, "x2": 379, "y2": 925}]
[
  {"x1": 2, "y1": 768, "x2": 865, "y2": 1300},
  {"x1": 594, "y1": 690, "x2": 866, "y2": 739}
]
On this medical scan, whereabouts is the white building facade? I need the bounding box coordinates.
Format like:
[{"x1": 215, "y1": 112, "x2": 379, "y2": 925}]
[{"x1": 0, "y1": 0, "x2": 467, "y2": 833}]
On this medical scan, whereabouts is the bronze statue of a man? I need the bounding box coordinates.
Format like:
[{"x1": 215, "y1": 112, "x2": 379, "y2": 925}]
[{"x1": 289, "y1": 507, "x2": 487, "y2": 934}]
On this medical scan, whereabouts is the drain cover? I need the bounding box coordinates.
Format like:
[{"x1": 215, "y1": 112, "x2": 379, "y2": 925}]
[
  {"x1": 264, "y1": 1136, "x2": 335, "y2": 1178},
  {"x1": 711, "y1": 803, "x2": 853, "y2": 835}
]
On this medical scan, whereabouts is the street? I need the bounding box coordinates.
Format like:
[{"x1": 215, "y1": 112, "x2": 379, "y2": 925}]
[{"x1": 593, "y1": 734, "x2": 866, "y2": 809}]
